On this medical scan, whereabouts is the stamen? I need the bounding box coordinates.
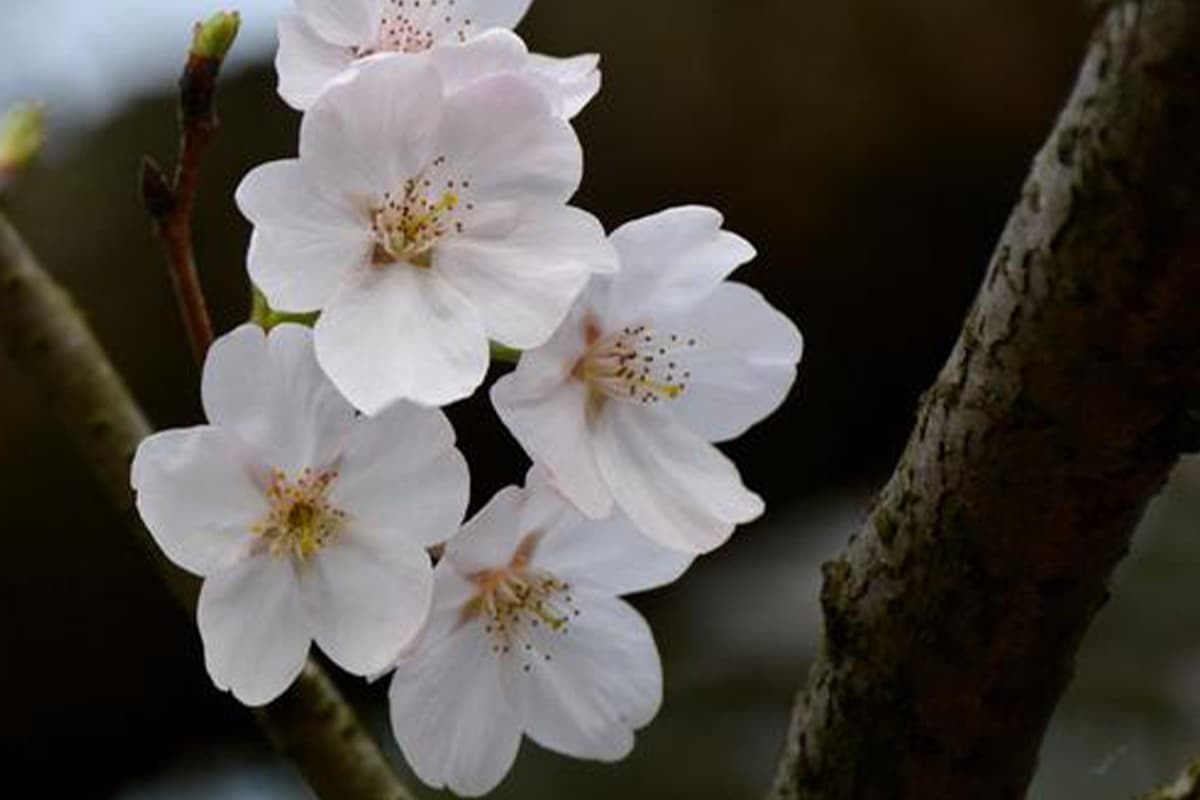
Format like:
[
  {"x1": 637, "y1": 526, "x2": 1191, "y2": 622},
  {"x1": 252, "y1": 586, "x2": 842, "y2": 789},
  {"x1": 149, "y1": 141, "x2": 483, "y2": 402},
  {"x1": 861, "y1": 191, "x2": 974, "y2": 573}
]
[
  {"x1": 250, "y1": 468, "x2": 345, "y2": 560},
  {"x1": 574, "y1": 320, "x2": 696, "y2": 406},
  {"x1": 370, "y1": 159, "x2": 471, "y2": 267},
  {"x1": 463, "y1": 532, "x2": 579, "y2": 674},
  {"x1": 352, "y1": 0, "x2": 475, "y2": 57}
]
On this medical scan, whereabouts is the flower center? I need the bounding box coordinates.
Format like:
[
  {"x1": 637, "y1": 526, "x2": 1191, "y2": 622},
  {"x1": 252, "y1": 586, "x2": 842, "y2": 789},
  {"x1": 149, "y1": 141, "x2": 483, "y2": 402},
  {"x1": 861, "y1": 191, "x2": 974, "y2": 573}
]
[
  {"x1": 355, "y1": 0, "x2": 476, "y2": 57},
  {"x1": 251, "y1": 468, "x2": 345, "y2": 560},
  {"x1": 370, "y1": 159, "x2": 473, "y2": 268},
  {"x1": 574, "y1": 319, "x2": 695, "y2": 406},
  {"x1": 464, "y1": 532, "x2": 581, "y2": 673}
]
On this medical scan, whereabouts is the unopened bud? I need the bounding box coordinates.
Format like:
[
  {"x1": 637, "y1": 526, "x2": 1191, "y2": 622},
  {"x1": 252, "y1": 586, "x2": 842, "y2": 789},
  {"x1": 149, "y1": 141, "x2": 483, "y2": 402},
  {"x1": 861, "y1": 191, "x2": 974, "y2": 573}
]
[
  {"x1": 190, "y1": 11, "x2": 240, "y2": 61},
  {"x1": 0, "y1": 102, "x2": 46, "y2": 184}
]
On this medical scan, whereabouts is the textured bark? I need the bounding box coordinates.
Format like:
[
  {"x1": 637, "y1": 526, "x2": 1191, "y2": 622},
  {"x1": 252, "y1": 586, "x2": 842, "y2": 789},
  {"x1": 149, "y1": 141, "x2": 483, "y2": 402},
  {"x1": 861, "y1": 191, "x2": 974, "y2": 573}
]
[
  {"x1": 771, "y1": 2, "x2": 1200, "y2": 798},
  {"x1": 0, "y1": 213, "x2": 416, "y2": 800}
]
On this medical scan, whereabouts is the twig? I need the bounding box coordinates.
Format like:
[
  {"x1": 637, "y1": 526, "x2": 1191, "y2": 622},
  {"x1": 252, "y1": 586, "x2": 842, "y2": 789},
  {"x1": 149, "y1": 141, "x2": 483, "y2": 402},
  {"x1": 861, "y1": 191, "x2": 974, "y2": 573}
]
[
  {"x1": 768, "y1": 1, "x2": 1200, "y2": 797},
  {"x1": 0, "y1": 220, "x2": 415, "y2": 799},
  {"x1": 139, "y1": 12, "x2": 239, "y2": 363}
]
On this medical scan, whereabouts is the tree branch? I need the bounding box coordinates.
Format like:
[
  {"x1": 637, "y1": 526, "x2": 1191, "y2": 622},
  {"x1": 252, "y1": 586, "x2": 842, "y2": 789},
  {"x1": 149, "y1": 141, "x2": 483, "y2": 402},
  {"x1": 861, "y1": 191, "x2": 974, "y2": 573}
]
[
  {"x1": 770, "y1": 2, "x2": 1200, "y2": 797},
  {"x1": 0, "y1": 212, "x2": 417, "y2": 800},
  {"x1": 1140, "y1": 756, "x2": 1200, "y2": 800}
]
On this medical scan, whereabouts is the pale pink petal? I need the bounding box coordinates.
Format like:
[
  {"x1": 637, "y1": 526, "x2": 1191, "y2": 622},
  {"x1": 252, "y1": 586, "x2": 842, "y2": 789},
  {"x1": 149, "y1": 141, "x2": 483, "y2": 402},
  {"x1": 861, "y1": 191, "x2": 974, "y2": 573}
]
[
  {"x1": 499, "y1": 591, "x2": 661, "y2": 761},
  {"x1": 296, "y1": 0, "x2": 382, "y2": 46},
  {"x1": 443, "y1": 485, "x2": 527, "y2": 575},
  {"x1": 491, "y1": 371, "x2": 613, "y2": 519},
  {"x1": 660, "y1": 282, "x2": 804, "y2": 443},
  {"x1": 593, "y1": 402, "x2": 763, "y2": 553},
  {"x1": 389, "y1": 575, "x2": 522, "y2": 797},
  {"x1": 604, "y1": 206, "x2": 756, "y2": 327},
  {"x1": 198, "y1": 553, "x2": 310, "y2": 706},
  {"x1": 299, "y1": 56, "x2": 442, "y2": 197},
  {"x1": 525, "y1": 52, "x2": 601, "y2": 118},
  {"x1": 438, "y1": 204, "x2": 616, "y2": 348},
  {"x1": 276, "y1": 12, "x2": 356, "y2": 110},
  {"x1": 301, "y1": 533, "x2": 433, "y2": 676},
  {"x1": 237, "y1": 160, "x2": 371, "y2": 313},
  {"x1": 330, "y1": 402, "x2": 468, "y2": 547},
  {"x1": 315, "y1": 264, "x2": 489, "y2": 412},
  {"x1": 426, "y1": 29, "x2": 529, "y2": 95},
  {"x1": 435, "y1": 73, "x2": 581, "y2": 205},
  {"x1": 202, "y1": 324, "x2": 356, "y2": 474},
  {"x1": 131, "y1": 427, "x2": 265, "y2": 576}
]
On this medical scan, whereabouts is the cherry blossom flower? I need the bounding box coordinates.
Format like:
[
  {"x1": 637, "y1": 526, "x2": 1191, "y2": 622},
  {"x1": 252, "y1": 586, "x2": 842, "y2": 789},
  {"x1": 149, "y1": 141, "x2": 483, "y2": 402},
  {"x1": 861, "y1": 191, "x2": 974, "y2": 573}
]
[
  {"x1": 388, "y1": 470, "x2": 691, "y2": 796},
  {"x1": 237, "y1": 56, "x2": 616, "y2": 411},
  {"x1": 130, "y1": 324, "x2": 469, "y2": 706},
  {"x1": 277, "y1": 0, "x2": 600, "y2": 115},
  {"x1": 491, "y1": 206, "x2": 804, "y2": 554}
]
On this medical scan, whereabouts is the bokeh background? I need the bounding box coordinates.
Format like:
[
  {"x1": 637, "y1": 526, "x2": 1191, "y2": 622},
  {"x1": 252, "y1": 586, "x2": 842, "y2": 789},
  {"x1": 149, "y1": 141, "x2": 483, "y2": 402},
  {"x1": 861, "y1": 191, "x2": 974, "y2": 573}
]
[{"x1": 2, "y1": 1, "x2": 1198, "y2": 797}]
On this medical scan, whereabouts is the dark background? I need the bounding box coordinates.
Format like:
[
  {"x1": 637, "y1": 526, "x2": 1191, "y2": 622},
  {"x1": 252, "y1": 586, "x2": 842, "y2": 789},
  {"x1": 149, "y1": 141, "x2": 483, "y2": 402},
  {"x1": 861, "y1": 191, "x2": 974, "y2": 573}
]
[{"x1": 3, "y1": 2, "x2": 1197, "y2": 798}]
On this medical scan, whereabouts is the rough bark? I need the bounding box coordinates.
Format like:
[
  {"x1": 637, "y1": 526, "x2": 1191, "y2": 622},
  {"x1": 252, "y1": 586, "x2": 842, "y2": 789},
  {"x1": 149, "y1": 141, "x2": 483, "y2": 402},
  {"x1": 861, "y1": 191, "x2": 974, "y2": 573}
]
[
  {"x1": 770, "y1": 2, "x2": 1200, "y2": 798},
  {"x1": 0, "y1": 212, "x2": 416, "y2": 800}
]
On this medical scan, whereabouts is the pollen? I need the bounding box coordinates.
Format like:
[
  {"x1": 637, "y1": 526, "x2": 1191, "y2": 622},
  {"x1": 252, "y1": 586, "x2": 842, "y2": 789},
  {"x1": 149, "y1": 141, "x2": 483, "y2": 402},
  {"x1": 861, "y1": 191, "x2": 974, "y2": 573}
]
[
  {"x1": 371, "y1": 161, "x2": 471, "y2": 267},
  {"x1": 251, "y1": 467, "x2": 345, "y2": 560},
  {"x1": 574, "y1": 320, "x2": 696, "y2": 406},
  {"x1": 464, "y1": 532, "x2": 580, "y2": 673}
]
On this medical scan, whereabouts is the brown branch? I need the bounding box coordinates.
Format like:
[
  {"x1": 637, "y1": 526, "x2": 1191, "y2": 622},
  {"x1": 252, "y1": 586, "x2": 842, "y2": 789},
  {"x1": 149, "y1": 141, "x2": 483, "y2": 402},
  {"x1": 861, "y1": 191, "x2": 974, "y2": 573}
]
[
  {"x1": 770, "y1": 1, "x2": 1200, "y2": 798},
  {"x1": 1140, "y1": 756, "x2": 1200, "y2": 800},
  {"x1": 0, "y1": 212, "x2": 417, "y2": 800},
  {"x1": 139, "y1": 14, "x2": 237, "y2": 363}
]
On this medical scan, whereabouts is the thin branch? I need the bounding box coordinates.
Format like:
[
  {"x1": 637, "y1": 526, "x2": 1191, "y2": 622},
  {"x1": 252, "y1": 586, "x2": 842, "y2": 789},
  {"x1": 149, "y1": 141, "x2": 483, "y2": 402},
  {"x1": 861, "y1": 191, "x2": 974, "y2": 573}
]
[
  {"x1": 0, "y1": 212, "x2": 417, "y2": 800},
  {"x1": 769, "y1": 1, "x2": 1200, "y2": 797},
  {"x1": 1140, "y1": 756, "x2": 1200, "y2": 800},
  {"x1": 139, "y1": 13, "x2": 239, "y2": 363}
]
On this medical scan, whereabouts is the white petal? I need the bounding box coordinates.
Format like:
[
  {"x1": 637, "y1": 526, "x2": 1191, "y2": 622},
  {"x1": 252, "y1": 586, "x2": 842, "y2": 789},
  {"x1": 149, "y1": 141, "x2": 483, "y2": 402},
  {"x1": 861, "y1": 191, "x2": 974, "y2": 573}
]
[
  {"x1": 198, "y1": 554, "x2": 310, "y2": 706},
  {"x1": 438, "y1": 205, "x2": 616, "y2": 348},
  {"x1": 315, "y1": 264, "x2": 489, "y2": 412},
  {"x1": 491, "y1": 368, "x2": 613, "y2": 519},
  {"x1": 427, "y1": 29, "x2": 529, "y2": 95},
  {"x1": 436, "y1": 73, "x2": 581, "y2": 204},
  {"x1": 456, "y1": 0, "x2": 534, "y2": 29},
  {"x1": 276, "y1": 12, "x2": 356, "y2": 110},
  {"x1": 202, "y1": 324, "x2": 357, "y2": 474},
  {"x1": 296, "y1": 0, "x2": 382, "y2": 46},
  {"x1": 661, "y1": 282, "x2": 804, "y2": 443},
  {"x1": 300, "y1": 56, "x2": 442, "y2": 197},
  {"x1": 330, "y1": 402, "x2": 468, "y2": 547},
  {"x1": 531, "y1": 505, "x2": 694, "y2": 598},
  {"x1": 500, "y1": 591, "x2": 661, "y2": 761},
  {"x1": 593, "y1": 402, "x2": 763, "y2": 553},
  {"x1": 301, "y1": 533, "x2": 433, "y2": 676},
  {"x1": 443, "y1": 485, "x2": 527, "y2": 574},
  {"x1": 604, "y1": 206, "x2": 756, "y2": 327},
  {"x1": 526, "y1": 52, "x2": 601, "y2": 118},
  {"x1": 237, "y1": 160, "x2": 370, "y2": 312},
  {"x1": 131, "y1": 427, "x2": 264, "y2": 576},
  {"x1": 389, "y1": 583, "x2": 522, "y2": 797}
]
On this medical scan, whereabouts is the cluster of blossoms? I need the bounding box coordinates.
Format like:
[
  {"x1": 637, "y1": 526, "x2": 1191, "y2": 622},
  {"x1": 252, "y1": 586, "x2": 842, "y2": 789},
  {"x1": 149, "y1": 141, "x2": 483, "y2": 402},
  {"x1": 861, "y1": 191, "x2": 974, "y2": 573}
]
[{"x1": 131, "y1": 0, "x2": 803, "y2": 795}]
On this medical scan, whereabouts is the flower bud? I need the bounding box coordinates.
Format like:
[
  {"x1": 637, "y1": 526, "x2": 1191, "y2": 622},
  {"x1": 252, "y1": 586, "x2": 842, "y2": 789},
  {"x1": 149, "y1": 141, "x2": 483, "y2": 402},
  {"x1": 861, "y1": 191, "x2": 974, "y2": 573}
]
[
  {"x1": 0, "y1": 102, "x2": 45, "y2": 186},
  {"x1": 190, "y1": 11, "x2": 240, "y2": 62}
]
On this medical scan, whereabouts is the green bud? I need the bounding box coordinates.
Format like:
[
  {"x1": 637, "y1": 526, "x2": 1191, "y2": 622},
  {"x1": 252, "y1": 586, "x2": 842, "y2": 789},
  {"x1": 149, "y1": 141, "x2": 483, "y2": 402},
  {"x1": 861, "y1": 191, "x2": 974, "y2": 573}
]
[
  {"x1": 0, "y1": 102, "x2": 46, "y2": 175},
  {"x1": 191, "y1": 10, "x2": 241, "y2": 61}
]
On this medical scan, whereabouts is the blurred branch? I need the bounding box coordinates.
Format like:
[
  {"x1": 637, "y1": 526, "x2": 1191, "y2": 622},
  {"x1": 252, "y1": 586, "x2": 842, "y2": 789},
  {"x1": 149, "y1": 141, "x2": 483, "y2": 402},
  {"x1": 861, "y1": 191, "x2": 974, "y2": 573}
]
[
  {"x1": 0, "y1": 212, "x2": 417, "y2": 800},
  {"x1": 140, "y1": 12, "x2": 242, "y2": 364},
  {"x1": 1140, "y1": 756, "x2": 1200, "y2": 800},
  {"x1": 770, "y1": 1, "x2": 1200, "y2": 798}
]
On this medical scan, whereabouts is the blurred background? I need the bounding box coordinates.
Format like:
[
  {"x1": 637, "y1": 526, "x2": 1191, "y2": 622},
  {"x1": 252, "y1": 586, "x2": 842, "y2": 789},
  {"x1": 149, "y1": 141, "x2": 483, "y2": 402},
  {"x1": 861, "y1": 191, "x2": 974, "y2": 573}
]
[{"x1": 2, "y1": 0, "x2": 1197, "y2": 797}]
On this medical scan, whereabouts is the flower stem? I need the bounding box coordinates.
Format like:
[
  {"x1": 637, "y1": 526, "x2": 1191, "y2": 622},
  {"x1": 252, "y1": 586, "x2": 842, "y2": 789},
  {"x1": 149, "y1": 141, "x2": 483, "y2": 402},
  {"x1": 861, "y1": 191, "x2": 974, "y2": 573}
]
[{"x1": 0, "y1": 211, "x2": 419, "y2": 800}]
